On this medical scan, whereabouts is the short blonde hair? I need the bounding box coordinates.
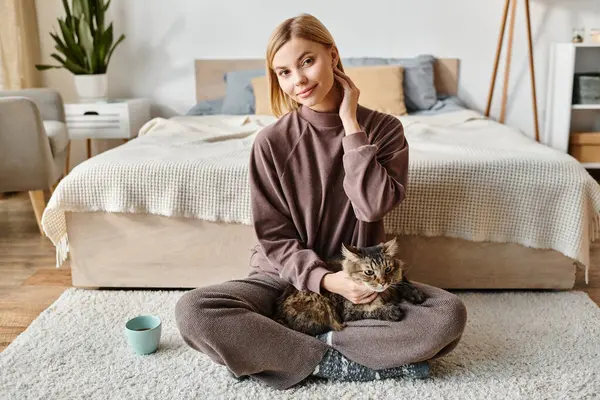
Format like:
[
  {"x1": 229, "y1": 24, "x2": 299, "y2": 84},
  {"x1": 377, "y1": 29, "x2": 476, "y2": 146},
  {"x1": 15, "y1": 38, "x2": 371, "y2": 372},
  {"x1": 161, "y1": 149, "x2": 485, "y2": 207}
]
[{"x1": 265, "y1": 14, "x2": 345, "y2": 117}]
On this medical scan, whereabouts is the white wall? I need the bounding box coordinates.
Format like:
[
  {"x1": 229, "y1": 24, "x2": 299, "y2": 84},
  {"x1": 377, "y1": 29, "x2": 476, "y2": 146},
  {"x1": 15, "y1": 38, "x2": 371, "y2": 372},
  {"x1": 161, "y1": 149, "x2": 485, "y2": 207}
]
[{"x1": 36, "y1": 0, "x2": 600, "y2": 140}]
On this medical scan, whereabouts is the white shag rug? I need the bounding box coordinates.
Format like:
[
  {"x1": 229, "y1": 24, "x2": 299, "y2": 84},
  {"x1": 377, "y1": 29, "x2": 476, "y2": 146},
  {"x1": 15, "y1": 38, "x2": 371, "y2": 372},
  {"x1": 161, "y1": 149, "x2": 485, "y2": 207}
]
[{"x1": 1, "y1": 288, "x2": 599, "y2": 399}]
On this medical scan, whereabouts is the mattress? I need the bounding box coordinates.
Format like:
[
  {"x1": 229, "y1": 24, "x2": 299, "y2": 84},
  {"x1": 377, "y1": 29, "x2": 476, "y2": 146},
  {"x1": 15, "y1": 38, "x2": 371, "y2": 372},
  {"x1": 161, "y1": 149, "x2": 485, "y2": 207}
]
[{"x1": 41, "y1": 109, "x2": 600, "y2": 282}]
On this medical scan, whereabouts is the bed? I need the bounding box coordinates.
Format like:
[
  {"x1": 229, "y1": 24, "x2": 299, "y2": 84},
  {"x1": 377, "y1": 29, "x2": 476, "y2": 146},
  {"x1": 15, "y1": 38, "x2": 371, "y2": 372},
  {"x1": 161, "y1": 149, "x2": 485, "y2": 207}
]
[{"x1": 41, "y1": 57, "x2": 600, "y2": 289}]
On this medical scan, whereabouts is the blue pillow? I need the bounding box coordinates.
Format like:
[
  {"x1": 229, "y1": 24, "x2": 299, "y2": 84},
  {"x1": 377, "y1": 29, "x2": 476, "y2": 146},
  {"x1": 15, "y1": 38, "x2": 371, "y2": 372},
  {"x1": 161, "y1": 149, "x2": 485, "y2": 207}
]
[
  {"x1": 385, "y1": 55, "x2": 437, "y2": 111},
  {"x1": 221, "y1": 69, "x2": 265, "y2": 115},
  {"x1": 186, "y1": 98, "x2": 224, "y2": 116}
]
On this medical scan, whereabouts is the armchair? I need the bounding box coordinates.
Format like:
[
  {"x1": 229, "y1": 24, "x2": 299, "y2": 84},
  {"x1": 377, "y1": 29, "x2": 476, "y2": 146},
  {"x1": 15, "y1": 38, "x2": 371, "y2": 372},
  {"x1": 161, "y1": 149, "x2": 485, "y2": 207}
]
[{"x1": 0, "y1": 88, "x2": 69, "y2": 234}]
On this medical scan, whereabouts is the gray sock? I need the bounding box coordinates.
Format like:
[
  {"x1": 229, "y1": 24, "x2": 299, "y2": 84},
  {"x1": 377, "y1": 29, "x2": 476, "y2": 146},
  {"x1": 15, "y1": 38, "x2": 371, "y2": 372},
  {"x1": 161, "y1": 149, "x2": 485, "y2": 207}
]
[
  {"x1": 312, "y1": 347, "x2": 430, "y2": 382},
  {"x1": 315, "y1": 331, "x2": 332, "y2": 345}
]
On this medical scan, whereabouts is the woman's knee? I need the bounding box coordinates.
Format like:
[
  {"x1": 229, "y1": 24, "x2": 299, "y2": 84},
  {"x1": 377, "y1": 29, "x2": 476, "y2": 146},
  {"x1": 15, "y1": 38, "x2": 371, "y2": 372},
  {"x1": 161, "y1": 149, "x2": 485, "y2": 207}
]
[
  {"x1": 438, "y1": 293, "x2": 468, "y2": 339},
  {"x1": 175, "y1": 288, "x2": 213, "y2": 338},
  {"x1": 410, "y1": 293, "x2": 467, "y2": 362},
  {"x1": 415, "y1": 283, "x2": 467, "y2": 334}
]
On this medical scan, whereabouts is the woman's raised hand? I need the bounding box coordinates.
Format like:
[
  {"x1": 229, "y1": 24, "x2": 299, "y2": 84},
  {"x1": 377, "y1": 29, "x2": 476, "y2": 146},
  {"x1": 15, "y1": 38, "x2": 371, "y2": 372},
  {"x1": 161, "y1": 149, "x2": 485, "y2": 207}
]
[{"x1": 333, "y1": 67, "x2": 361, "y2": 135}]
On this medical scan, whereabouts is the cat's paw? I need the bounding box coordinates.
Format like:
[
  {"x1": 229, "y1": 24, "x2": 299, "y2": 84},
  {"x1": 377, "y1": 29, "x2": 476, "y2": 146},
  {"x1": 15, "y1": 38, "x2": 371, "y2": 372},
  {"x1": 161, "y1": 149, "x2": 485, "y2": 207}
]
[
  {"x1": 407, "y1": 289, "x2": 427, "y2": 305},
  {"x1": 388, "y1": 305, "x2": 405, "y2": 322}
]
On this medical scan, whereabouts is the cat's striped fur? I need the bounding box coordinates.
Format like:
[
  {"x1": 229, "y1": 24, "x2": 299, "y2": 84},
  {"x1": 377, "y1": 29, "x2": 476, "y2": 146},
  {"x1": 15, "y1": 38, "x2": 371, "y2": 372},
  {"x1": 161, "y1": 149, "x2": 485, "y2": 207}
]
[{"x1": 274, "y1": 237, "x2": 426, "y2": 335}]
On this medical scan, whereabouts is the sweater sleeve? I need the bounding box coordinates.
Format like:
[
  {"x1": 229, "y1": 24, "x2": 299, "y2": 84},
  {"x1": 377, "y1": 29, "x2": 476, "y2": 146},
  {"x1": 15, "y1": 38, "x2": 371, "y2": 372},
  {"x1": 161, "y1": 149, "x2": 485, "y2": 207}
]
[
  {"x1": 249, "y1": 135, "x2": 331, "y2": 294},
  {"x1": 341, "y1": 116, "x2": 409, "y2": 222}
]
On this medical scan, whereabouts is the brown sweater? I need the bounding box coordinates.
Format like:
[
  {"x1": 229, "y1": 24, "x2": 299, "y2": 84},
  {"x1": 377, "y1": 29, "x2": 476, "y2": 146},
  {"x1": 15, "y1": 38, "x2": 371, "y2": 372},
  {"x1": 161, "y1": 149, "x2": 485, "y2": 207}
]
[{"x1": 248, "y1": 104, "x2": 409, "y2": 294}]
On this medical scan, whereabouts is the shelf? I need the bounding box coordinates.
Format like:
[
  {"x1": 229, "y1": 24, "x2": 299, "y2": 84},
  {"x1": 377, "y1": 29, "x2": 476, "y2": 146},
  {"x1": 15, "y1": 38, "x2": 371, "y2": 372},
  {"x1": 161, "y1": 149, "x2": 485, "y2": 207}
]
[{"x1": 571, "y1": 104, "x2": 600, "y2": 110}]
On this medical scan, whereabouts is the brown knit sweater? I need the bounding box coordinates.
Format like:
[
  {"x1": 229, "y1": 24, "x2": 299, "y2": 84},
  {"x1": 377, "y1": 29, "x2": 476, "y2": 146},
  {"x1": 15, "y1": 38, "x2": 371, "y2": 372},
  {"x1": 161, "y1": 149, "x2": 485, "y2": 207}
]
[{"x1": 248, "y1": 104, "x2": 409, "y2": 294}]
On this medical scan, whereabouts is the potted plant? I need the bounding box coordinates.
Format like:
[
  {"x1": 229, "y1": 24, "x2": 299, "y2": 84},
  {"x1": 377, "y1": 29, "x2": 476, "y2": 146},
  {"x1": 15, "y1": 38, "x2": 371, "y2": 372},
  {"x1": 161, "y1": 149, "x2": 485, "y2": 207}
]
[{"x1": 36, "y1": 0, "x2": 125, "y2": 102}]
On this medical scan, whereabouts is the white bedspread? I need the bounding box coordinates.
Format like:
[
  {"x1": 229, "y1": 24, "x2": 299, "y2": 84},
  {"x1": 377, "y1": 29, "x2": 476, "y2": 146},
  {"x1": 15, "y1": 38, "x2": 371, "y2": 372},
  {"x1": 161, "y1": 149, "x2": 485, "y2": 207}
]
[{"x1": 41, "y1": 110, "x2": 600, "y2": 281}]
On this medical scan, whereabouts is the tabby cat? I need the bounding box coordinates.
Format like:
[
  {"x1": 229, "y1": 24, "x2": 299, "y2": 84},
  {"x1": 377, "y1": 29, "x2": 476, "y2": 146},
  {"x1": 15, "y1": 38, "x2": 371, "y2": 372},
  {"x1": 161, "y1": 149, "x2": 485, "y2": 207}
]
[{"x1": 273, "y1": 238, "x2": 427, "y2": 336}]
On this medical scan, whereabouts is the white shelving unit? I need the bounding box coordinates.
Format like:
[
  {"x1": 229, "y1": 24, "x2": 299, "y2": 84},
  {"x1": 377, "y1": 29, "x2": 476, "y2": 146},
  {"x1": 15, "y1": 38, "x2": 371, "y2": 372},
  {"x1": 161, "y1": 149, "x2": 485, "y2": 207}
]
[
  {"x1": 571, "y1": 104, "x2": 600, "y2": 110},
  {"x1": 544, "y1": 43, "x2": 600, "y2": 166},
  {"x1": 582, "y1": 162, "x2": 600, "y2": 168}
]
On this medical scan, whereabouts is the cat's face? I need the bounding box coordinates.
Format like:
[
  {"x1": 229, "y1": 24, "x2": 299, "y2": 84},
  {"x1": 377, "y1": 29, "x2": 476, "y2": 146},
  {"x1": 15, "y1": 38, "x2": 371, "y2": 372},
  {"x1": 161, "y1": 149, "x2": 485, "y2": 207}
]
[{"x1": 341, "y1": 238, "x2": 404, "y2": 292}]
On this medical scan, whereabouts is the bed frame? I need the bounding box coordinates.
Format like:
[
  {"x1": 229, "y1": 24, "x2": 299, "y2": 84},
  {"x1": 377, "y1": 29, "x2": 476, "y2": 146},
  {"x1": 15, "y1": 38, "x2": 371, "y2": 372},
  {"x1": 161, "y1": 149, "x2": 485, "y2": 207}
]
[{"x1": 65, "y1": 58, "x2": 580, "y2": 290}]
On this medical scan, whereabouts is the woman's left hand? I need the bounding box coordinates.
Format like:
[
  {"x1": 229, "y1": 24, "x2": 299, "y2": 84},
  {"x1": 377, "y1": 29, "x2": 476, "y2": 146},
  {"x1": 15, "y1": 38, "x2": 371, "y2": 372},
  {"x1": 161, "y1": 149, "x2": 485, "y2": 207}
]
[{"x1": 334, "y1": 67, "x2": 361, "y2": 134}]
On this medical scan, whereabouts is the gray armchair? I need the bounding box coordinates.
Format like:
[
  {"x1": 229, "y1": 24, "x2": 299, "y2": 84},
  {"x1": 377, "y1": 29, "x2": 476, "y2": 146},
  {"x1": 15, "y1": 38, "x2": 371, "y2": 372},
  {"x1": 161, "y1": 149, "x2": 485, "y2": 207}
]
[{"x1": 0, "y1": 88, "x2": 69, "y2": 234}]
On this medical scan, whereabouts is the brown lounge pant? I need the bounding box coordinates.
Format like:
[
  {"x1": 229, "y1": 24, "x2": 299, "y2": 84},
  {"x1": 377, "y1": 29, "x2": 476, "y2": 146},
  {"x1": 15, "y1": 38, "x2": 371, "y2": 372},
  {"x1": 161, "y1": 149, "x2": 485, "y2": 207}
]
[{"x1": 175, "y1": 273, "x2": 467, "y2": 390}]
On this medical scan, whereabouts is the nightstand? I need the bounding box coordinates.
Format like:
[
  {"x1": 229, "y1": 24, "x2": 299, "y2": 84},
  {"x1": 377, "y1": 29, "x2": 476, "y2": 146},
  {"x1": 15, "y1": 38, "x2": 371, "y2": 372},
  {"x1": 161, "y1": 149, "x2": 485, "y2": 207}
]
[{"x1": 64, "y1": 98, "x2": 151, "y2": 167}]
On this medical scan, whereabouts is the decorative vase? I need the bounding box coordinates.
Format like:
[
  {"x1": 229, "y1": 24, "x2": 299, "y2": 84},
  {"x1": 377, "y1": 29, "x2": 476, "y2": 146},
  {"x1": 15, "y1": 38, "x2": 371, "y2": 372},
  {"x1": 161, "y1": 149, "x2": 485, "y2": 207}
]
[{"x1": 73, "y1": 74, "x2": 108, "y2": 102}]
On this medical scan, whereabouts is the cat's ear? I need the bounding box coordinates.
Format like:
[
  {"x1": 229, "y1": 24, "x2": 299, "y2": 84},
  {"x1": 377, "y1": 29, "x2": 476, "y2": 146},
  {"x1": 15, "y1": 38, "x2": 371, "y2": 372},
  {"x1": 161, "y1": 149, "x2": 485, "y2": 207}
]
[
  {"x1": 382, "y1": 237, "x2": 398, "y2": 258},
  {"x1": 341, "y1": 243, "x2": 361, "y2": 263}
]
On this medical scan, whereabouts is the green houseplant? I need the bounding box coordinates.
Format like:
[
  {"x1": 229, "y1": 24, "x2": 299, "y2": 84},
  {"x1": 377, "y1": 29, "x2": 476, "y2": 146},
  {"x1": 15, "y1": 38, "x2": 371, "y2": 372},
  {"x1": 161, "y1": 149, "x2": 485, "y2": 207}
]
[{"x1": 36, "y1": 0, "x2": 125, "y2": 101}]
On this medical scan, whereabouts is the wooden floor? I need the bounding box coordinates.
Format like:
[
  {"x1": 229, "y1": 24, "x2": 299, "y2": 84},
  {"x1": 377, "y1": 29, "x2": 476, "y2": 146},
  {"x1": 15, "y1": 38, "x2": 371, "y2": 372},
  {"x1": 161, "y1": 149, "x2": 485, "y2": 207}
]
[{"x1": 1, "y1": 192, "x2": 599, "y2": 352}]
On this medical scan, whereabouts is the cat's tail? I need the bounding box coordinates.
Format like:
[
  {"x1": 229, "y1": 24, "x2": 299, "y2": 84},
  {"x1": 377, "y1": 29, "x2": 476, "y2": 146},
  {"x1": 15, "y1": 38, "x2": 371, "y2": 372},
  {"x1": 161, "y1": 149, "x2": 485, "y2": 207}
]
[
  {"x1": 330, "y1": 320, "x2": 345, "y2": 331},
  {"x1": 277, "y1": 284, "x2": 298, "y2": 301}
]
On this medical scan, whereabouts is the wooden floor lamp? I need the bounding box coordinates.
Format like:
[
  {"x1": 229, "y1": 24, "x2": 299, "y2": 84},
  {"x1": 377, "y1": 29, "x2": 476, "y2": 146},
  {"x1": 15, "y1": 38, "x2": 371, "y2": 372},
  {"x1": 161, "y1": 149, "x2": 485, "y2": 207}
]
[{"x1": 485, "y1": 0, "x2": 540, "y2": 142}]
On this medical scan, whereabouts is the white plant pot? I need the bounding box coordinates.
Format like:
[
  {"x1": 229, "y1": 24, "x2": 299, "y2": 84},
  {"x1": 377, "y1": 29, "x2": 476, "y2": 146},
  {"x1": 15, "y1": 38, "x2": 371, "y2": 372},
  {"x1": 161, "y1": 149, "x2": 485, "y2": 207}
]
[{"x1": 73, "y1": 74, "x2": 108, "y2": 102}]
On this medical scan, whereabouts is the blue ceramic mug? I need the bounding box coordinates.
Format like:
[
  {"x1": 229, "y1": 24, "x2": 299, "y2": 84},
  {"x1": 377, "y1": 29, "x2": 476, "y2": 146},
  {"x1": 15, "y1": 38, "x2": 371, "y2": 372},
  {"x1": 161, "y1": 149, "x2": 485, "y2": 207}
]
[{"x1": 124, "y1": 315, "x2": 162, "y2": 355}]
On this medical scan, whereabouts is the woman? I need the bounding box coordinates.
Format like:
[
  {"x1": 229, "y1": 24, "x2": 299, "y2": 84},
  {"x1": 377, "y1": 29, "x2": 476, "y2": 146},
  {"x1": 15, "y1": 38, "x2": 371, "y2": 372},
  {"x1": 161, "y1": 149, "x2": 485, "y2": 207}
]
[{"x1": 175, "y1": 13, "x2": 467, "y2": 390}]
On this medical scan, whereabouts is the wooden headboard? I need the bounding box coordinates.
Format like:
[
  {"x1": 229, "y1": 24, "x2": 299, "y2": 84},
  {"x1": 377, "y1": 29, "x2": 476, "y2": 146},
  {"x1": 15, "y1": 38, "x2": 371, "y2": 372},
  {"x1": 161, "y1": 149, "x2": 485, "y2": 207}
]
[{"x1": 194, "y1": 58, "x2": 459, "y2": 103}]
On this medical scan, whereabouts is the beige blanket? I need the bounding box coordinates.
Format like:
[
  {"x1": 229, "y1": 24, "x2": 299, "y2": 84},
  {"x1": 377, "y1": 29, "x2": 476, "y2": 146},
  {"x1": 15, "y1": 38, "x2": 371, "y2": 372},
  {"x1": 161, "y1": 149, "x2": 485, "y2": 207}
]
[{"x1": 41, "y1": 110, "x2": 600, "y2": 282}]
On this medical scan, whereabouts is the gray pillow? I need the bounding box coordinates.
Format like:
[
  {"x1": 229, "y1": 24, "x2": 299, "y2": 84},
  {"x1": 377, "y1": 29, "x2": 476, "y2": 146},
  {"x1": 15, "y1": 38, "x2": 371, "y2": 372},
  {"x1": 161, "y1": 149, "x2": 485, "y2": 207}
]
[
  {"x1": 341, "y1": 55, "x2": 437, "y2": 111},
  {"x1": 342, "y1": 57, "x2": 387, "y2": 67},
  {"x1": 221, "y1": 69, "x2": 265, "y2": 115},
  {"x1": 409, "y1": 95, "x2": 466, "y2": 116},
  {"x1": 385, "y1": 55, "x2": 437, "y2": 111},
  {"x1": 186, "y1": 98, "x2": 224, "y2": 116}
]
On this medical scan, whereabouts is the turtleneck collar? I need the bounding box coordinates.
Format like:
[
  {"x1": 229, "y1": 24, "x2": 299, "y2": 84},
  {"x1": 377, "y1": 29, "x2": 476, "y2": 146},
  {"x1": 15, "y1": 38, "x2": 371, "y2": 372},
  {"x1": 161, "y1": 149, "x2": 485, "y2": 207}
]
[
  {"x1": 298, "y1": 104, "x2": 344, "y2": 129},
  {"x1": 298, "y1": 104, "x2": 366, "y2": 130}
]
